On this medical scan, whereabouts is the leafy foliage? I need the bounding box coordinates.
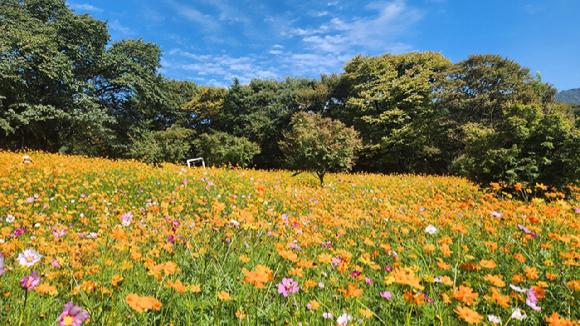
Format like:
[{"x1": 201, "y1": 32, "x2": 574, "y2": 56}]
[
  {"x1": 280, "y1": 112, "x2": 361, "y2": 185},
  {"x1": 452, "y1": 103, "x2": 580, "y2": 187},
  {"x1": 129, "y1": 127, "x2": 194, "y2": 165},
  {"x1": 193, "y1": 132, "x2": 260, "y2": 168},
  {"x1": 339, "y1": 52, "x2": 452, "y2": 173},
  {"x1": 1, "y1": 2, "x2": 579, "y2": 189}
]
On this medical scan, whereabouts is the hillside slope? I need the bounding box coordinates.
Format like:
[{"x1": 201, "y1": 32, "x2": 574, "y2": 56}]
[{"x1": 555, "y1": 87, "x2": 580, "y2": 103}]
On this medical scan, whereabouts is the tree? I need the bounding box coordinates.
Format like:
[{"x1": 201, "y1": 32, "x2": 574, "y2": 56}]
[
  {"x1": 280, "y1": 112, "x2": 361, "y2": 185},
  {"x1": 193, "y1": 132, "x2": 260, "y2": 168},
  {"x1": 338, "y1": 52, "x2": 452, "y2": 173},
  {"x1": 435, "y1": 54, "x2": 558, "y2": 165},
  {"x1": 0, "y1": 0, "x2": 114, "y2": 152},
  {"x1": 452, "y1": 102, "x2": 580, "y2": 188},
  {"x1": 129, "y1": 127, "x2": 194, "y2": 165}
]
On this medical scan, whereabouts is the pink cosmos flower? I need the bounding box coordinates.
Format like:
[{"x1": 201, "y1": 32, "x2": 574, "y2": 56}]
[
  {"x1": 277, "y1": 278, "x2": 299, "y2": 297},
  {"x1": 53, "y1": 229, "x2": 67, "y2": 238},
  {"x1": 121, "y1": 212, "x2": 133, "y2": 227},
  {"x1": 517, "y1": 224, "x2": 537, "y2": 238},
  {"x1": 20, "y1": 270, "x2": 41, "y2": 290},
  {"x1": 57, "y1": 302, "x2": 89, "y2": 326},
  {"x1": 0, "y1": 253, "x2": 6, "y2": 275},
  {"x1": 509, "y1": 284, "x2": 527, "y2": 293},
  {"x1": 51, "y1": 258, "x2": 61, "y2": 268},
  {"x1": 380, "y1": 291, "x2": 392, "y2": 300},
  {"x1": 490, "y1": 211, "x2": 503, "y2": 218},
  {"x1": 526, "y1": 288, "x2": 542, "y2": 311},
  {"x1": 26, "y1": 197, "x2": 34, "y2": 203}
]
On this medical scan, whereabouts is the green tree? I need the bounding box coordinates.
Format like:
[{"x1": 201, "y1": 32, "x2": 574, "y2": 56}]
[
  {"x1": 193, "y1": 132, "x2": 260, "y2": 168},
  {"x1": 214, "y1": 77, "x2": 319, "y2": 168},
  {"x1": 452, "y1": 102, "x2": 580, "y2": 188},
  {"x1": 129, "y1": 127, "x2": 194, "y2": 165},
  {"x1": 0, "y1": 0, "x2": 114, "y2": 152},
  {"x1": 182, "y1": 85, "x2": 228, "y2": 134},
  {"x1": 280, "y1": 112, "x2": 361, "y2": 185},
  {"x1": 339, "y1": 52, "x2": 452, "y2": 173}
]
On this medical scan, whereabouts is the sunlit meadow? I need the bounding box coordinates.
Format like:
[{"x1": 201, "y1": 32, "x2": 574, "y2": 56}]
[{"x1": 1, "y1": 151, "x2": 579, "y2": 325}]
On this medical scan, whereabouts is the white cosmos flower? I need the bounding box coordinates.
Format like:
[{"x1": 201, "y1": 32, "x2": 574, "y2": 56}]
[
  {"x1": 488, "y1": 315, "x2": 501, "y2": 324},
  {"x1": 337, "y1": 313, "x2": 352, "y2": 326},
  {"x1": 17, "y1": 249, "x2": 42, "y2": 267},
  {"x1": 425, "y1": 224, "x2": 437, "y2": 234},
  {"x1": 511, "y1": 307, "x2": 527, "y2": 321}
]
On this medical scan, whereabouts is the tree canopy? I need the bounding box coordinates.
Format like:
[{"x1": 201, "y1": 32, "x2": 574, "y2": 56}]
[
  {"x1": 1, "y1": 1, "x2": 579, "y2": 189},
  {"x1": 280, "y1": 112, "x2": 361, "y2": 185}
]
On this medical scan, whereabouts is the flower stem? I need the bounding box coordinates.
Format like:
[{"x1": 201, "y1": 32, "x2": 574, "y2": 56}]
[{"x1": 18, "y1": 290, "x2": 28, "y2": 326}]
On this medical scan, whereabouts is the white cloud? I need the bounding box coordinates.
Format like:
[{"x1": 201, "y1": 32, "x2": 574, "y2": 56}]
[
  {"x1": 108, "y1": 19, "x2": 134, "y2": 35},
  {"x1": 162, "y1": 53, "x2": 281, "y2": 87},
  {"x1": 69, "y1": 3, "x2": 104, "y2": 13},
  {"x1": 168, "y1": 1, "x2": 220, "y2": 31},
  {"x1": 298, "y1": 0, "x2": 422, "y2": 54},
  {"x1": 317, "y1": 11, "x2": 329, "y2": 16}
]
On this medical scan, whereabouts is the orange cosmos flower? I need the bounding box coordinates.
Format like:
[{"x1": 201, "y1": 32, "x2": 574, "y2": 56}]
[
  {"x1": 318, "y1": 253, "x2": 333, "y2": 264},
  {"x1": 242, "y1": 268, "x2": 270, "y2": 289},
  {"x1": 566, "y1": 280, "x2": 580, "y2": 292},
  {"x1": 165, "y1": 279, "x2": 187, "y2": 293},
  {"x1": 440, "y1": 244, "x2": 453, "y2": 257},
  {"x1": 359, "y1": 308, "x2": 373, "y2": 318},
  {"x1": 403, "y1": 290, "x2": 425, "y2": 305},
  {"x1": 342, "y1": 283, "x2": 363, "y2": 298},
  {"x1": 437, "y1": 260, "x2": 451, "y2": 270},
  {"x1": 34, "y1": 283, "x2": 58, "y2": 297},
  {"x1": 480, "y1": 259, "x2": 496, "y2": 269},
  {"x1": 454, "y1": 306, "x2": 483, "y2": 324},
  {"x1": 217, "y1": 291, "x2": 231, "y2": 301},
  {"x1": 545, "y1": 313, "x2": 576, "y2": 326},
  {"x1": 524, "y1": 266, "x2": 539, "y2": 280},
  {"x1": 162, "y1": 261, "x2": 177, "y2": 276},
  {"x1": 483, "y1": 274, "x2": 505, "y2": 287},
  {"x1": 513, "y1": 253, "x2": 526, "y2": 263},
  {"x1": 452, "y1": 285, "x2": 479, "y2": 304},
  {"x1": 391, "y1": 268, "x2": 424, "y2": 290},
  {"x1": 111, "y1": 275, "x2": 124, "y2": 287},
  {"x1": 278, "y1": 249, "x2": 298, "y2": 262},
  {"x1": 485, "y1": 288, "x2": 511, "y2": 308},
  {"x1": 126, "y1": 293, "x2": 162, "y2": 313},
  {"x1": 191, "y1": 284, "x2": 201, "y2": 293}
]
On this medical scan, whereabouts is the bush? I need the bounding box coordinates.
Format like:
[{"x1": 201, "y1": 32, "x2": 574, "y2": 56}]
[
  {"x1": 452, "y1": 103, "x2": 580, "y2": 188},
  {"x1": 129, "y1": 127, "x2": 194, "y2": 165},
  {"x1": 193, "y1": 132, "x2": 260, "y2": 167}
]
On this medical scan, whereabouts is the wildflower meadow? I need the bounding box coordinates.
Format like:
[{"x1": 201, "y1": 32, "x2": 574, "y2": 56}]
[{"x1": 0, "y1": 151, "x2": 579, "y2": 325}]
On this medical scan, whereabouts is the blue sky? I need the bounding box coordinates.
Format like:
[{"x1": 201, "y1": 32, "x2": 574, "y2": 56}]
[{"x1": 67, "y1": 0, "x2": 579, "y2": 91}]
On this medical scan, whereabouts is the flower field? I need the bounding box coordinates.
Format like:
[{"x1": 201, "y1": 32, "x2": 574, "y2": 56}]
[{"x1": 1, "y1": 151, "x2": 579, "y2": 325}]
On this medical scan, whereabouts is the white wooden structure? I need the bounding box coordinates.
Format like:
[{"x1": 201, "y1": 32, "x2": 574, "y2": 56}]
[{"x1": 186, "y1": 157, "x2": 206, "y2": 170}]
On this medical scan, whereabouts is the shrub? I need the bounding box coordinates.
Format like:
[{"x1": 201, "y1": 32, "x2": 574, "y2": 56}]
[{"x1": 193, "y1": 132, "x2": 260, "y2": 167}]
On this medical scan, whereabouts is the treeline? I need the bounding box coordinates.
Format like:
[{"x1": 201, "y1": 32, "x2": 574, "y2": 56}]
[{"x1": 2, "y1": 0, "x2": 580, "y2": 188}]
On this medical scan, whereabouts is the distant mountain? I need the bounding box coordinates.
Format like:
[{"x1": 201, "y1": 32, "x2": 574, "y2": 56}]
[{"x1": 555, "y1": 88, "x2": 580, "y2": 103}]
